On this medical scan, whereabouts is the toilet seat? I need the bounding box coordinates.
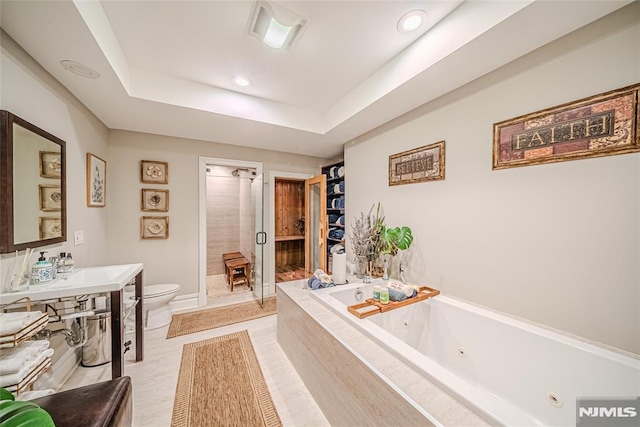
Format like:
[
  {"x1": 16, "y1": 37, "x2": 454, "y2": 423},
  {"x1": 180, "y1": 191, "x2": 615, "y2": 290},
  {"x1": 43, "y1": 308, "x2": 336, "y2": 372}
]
[{"x1": 144, "y1": 284, "x2": 180, "y2": 298}]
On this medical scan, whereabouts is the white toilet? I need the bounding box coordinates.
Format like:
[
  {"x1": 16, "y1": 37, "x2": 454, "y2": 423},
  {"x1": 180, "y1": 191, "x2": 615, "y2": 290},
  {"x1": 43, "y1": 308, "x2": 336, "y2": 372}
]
[{"x1": 142, "y1": 284, "x2": 180, "y2": 330}]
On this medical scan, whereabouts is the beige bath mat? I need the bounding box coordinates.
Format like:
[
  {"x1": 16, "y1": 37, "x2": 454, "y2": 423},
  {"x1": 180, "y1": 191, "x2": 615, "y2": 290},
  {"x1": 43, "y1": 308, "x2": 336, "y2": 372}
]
[{"x1": 166, "y1": 297, "x2": 276, "y2": 339}]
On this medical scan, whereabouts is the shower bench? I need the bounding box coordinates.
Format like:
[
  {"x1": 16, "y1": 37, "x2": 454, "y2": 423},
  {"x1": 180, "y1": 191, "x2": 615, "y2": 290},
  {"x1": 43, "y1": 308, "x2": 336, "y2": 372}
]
[{"x1": 223, "y1": 252, "x2": 251, "y2": 291}]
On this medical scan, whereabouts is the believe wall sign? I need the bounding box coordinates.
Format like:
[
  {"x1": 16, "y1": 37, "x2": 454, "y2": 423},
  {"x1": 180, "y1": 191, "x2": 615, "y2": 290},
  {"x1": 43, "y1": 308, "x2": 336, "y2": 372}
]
[
  {"x1": 389, "y1": 140, "x2": 445, "y2": 186},
  {"x1": 493, "y1": 84, "x2": 639, "y2": 169}
]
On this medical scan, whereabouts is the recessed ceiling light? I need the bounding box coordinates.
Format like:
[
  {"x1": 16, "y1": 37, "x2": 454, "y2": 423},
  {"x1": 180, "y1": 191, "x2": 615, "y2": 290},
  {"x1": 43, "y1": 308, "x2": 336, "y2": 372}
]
[
  {"x1": 60, "y1": 60, "x2": 100, "y2": 79},
  {"x1": 397, "y1": 10, "x2": 427, "y2": 33},
  {"x1": 233, "y1": 76, "x2": 252, "y2": 87}
]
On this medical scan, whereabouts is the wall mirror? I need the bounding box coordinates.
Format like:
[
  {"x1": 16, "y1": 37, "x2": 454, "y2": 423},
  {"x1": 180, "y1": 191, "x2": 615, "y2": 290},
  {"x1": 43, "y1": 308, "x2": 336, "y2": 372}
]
[{"x1": 0, "y1": 110, "x2": 66, "y2": 253}]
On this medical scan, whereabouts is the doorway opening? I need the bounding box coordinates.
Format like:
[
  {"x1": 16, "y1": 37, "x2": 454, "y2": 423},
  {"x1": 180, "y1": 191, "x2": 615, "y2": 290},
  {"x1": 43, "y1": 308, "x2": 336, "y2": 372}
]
[
  {"x1": 274, "y1": 178, "x2": 306, "y2": 283},
  {"x1": 199, "y1": 158, "x2": 264, "y2": 308}
]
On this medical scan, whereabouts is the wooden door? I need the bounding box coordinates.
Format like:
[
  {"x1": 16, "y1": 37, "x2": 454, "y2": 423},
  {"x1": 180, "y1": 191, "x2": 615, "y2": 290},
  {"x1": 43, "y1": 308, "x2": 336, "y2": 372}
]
[{"x1": 304, "y1": 175, "x2": 326, "y2": 275}]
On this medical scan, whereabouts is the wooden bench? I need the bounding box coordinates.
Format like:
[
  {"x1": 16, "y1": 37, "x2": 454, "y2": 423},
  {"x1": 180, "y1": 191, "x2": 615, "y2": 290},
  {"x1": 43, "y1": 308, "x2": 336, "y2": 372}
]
[{"x1": 223, "y1": 252, "x2": 251, "y2": 291}]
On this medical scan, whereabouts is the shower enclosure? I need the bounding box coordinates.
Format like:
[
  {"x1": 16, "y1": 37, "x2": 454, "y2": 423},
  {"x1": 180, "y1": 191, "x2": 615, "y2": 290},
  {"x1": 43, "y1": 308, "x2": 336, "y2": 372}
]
[{"x1": 202, "y1": 161, "x2": 265, "y2": 305}]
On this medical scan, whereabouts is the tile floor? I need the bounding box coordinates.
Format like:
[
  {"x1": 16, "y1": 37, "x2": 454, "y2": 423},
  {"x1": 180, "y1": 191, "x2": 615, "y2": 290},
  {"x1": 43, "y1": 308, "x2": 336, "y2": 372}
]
[{"x1": 60, "y1": 291, "x2": 330, "y2": 427}]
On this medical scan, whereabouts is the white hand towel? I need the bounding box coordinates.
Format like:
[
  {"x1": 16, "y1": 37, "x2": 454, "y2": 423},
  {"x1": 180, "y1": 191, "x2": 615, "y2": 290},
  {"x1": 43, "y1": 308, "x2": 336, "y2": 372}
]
[
  {"x1": 0, "y1": 348, "x2": 54, "y2": 387},
  {"x1": 0, "y1": 311, "x2": 44, "y2": 336},
  {"x1": 0, "y1": 340, "x2": 51, "y2": 374}
]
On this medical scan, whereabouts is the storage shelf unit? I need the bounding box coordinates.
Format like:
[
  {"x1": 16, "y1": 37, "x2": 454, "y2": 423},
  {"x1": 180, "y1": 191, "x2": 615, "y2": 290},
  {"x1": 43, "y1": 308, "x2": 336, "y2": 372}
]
[{"x1": 322, "y1": 161, "x2": 345, "y2": 273}]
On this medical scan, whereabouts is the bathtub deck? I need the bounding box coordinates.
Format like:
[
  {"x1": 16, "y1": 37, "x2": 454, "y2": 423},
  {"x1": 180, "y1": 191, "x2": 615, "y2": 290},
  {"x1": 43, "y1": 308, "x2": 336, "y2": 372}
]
[{"x1": 276, "y1": 280, "x2": 489, "y2": 427}]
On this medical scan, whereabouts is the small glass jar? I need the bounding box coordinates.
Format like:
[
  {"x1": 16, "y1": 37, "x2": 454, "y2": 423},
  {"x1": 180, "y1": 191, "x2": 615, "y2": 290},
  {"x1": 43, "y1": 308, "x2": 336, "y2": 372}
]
[
  {"x1": 9, "y1": 273, "x2": 29, "y2": 292},
  {"x1": 379, "y1": 287, "x2": 390, "y2": 305},
  {"x1": 373, "y1": 285, "x2": 381, "y2": 301}
]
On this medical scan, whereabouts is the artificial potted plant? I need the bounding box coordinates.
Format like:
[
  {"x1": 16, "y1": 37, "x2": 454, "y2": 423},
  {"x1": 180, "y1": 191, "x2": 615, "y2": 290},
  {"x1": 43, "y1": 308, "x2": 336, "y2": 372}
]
[{"x1": 351, "y1": 203, "x2": 413, "y2": 278}]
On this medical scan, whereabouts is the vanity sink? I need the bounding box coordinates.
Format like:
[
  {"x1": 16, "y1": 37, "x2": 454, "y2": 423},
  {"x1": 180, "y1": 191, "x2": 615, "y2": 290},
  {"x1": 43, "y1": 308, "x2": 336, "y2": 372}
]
[
  {"x1": 0, "y1": 262, "x2": 145, "y2": 381},
  {"x1": 46, "y1": 265, "x2": 134, "y2": 288},
  {"x1": 0, "y1": 263, "x2": 143, "y2": 303}
]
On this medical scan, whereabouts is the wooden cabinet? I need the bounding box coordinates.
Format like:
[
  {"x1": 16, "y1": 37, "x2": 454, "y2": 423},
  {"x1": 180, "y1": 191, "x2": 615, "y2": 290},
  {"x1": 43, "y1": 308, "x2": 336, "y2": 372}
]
[{"x1": 322, "y1": 161, "x2": 345, "y2": 273}]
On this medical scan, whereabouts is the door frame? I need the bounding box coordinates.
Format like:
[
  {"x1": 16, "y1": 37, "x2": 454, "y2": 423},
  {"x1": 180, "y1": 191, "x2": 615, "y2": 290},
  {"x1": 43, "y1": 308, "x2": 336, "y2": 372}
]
[
  {"x1": 198, "y1": 157, "x2": 263, "y2": 307},
  {"x1": 268, "y1": 170, "x2": 312, "y2": 292}
]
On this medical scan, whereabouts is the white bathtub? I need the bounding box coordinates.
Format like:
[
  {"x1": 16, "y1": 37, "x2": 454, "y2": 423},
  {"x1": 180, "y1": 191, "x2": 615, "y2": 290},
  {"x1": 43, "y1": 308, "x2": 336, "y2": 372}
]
[{"x1": 310, "y1": 281, "x2": 640, "y2": 426}]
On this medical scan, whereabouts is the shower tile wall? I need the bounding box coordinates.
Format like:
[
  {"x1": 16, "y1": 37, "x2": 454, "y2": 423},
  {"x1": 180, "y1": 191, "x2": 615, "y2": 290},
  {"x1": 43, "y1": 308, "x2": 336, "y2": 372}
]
[
  {"x1": 238, "y1": 179, "x2": 253, "y2": 267},
  {"x1": 206, "y1": 173, "x2": 254, "y2": 276}
]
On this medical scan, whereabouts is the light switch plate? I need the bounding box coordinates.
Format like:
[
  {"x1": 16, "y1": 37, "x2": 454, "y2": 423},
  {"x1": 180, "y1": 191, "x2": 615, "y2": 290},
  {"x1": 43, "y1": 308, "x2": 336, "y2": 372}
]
[{"x1": 74, "y1": 230, "x2": 85, "y2": 246}]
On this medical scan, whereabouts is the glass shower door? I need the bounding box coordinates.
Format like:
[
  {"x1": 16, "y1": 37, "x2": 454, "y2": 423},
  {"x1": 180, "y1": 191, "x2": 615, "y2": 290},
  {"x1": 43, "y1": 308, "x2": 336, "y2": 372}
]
[{"x1": 252, "y1": 173, "x2": 265, "y2": 305}]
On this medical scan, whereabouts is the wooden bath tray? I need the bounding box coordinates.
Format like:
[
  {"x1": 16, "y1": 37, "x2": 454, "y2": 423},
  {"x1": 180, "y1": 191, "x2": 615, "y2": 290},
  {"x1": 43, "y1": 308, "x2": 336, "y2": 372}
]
[{"x1": 347, "y1": 286, "x2": 440, "y2": 319}]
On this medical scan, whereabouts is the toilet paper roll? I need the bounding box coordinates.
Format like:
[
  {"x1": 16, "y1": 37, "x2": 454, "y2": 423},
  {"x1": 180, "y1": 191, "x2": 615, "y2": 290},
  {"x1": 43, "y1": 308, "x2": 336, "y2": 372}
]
[{"x1": 332, "y1": 253, "x2": 347, "y2": 285}]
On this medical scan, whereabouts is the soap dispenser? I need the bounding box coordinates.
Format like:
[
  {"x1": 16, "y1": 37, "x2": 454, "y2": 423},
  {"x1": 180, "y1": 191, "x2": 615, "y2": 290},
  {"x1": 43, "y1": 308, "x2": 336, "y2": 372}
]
[{"x1": 31, "y1": 251, "x2": 54, "y2": 284}]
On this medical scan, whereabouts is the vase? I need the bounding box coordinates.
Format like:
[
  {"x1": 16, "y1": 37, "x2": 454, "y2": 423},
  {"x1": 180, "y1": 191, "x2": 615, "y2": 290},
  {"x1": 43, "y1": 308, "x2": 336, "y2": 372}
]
[{"x1": 355, "y1": 255, "x2": 367, "y2": 279}]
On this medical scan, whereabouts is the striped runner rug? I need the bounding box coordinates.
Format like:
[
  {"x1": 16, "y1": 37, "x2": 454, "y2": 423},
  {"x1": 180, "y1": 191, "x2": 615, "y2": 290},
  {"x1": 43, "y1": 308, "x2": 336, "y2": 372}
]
[
  {"x1": 167, "y1": 297, "x2": 276, "y2": 339},
  {"x1": 171, "y1": 330, "x2": 282, "y2": 427}
]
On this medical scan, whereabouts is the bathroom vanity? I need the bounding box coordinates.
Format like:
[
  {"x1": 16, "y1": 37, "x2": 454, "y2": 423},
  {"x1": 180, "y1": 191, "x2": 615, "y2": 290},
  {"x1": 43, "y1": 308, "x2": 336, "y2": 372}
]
[{"x1": 0, "y1": 263, "x2": 144, "y2": 379}]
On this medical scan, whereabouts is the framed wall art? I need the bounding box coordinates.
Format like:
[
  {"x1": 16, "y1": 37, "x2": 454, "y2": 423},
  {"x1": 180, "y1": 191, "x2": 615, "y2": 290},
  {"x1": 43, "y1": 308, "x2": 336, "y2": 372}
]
[
  {"x1": 493, "y1": 83, "x2": 640, "y2": 170},
  {"x1": 389, "y1": 141, "x2": 445, "y2": 186},
  {"x1": 39, "y1": 151, "x2": 62, "y2": 178},
  {"x1": 141, "y1": 216, "x2": 169, "y2": 239},
  {"x1": 141, "y1": 189, "x2": 169, "y2": 212},
  {"x1": 86, "y1": 153, "x2": 106, "y2": 207},
  {"x1": 38, "y1": 185, "x2": 62, "y2": 211},
  {"x1": 39, "y1": 217, "x2": 62, "y2": 239},
  {"x1": 141, "y1": 160, "x2": 168, "y2": 184}
]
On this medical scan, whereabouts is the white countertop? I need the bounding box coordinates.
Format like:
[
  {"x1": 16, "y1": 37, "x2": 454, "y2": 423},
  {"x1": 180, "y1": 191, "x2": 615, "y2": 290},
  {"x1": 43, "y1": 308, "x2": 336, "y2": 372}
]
[{"x1": 0, "y1": 263, "x2": 143, "y2": 305}]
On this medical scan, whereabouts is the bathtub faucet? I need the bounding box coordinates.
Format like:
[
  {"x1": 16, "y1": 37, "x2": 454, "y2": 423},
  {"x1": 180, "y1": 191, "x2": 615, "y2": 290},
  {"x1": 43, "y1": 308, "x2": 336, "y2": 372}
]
[{"x1": 399, "y1": 263, "x2": 407, "y2": 283}]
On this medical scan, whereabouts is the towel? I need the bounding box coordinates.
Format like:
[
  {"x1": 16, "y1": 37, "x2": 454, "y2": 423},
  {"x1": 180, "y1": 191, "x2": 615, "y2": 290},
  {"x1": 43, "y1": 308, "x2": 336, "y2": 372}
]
[
  {"x1": 0, "y1": 348, "x2": 54, "y2": 387},
  {"x1": 0, "y1": 340, "x2": 50, "y2": 375},
  {"x1": 328, "y1": 228, "x2": 344, "y2": 240},
  {"x1": 308, "y1": 269, "x2": 335, "y2": 290},
  {"x1": 388, "y1": 288, "x2": 407, "y2": 302},
  {"x1": 333, "y1": 181, "x2": 344, "y2": 194},
  {"x1": 0, "y1": 311, "x2": 44, "y2": 336},
  {"x1": 337, "y1": 215, "x2": 345, "y2": 226},
  {"x1": 328, "y1": 214, "x2": 339, "y2": 224},
  {"x1": 331, "y1": 197, "x2": 345, "y2": 209}
]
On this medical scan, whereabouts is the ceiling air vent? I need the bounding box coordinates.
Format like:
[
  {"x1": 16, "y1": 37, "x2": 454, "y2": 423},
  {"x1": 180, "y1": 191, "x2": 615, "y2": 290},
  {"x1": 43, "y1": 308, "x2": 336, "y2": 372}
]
[{"x1": 247, "y1": 1, "x2": 307, "y2": 50}]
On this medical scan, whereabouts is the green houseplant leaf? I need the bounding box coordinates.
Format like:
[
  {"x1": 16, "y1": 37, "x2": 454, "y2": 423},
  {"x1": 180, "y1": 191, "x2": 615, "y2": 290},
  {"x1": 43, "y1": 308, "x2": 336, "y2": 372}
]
[
  {"x1": 0, "y1": 388, "x2": 54, "y2": 427},
  {"x1": 380, "y1": 226, "x2": 413, "y2": 256}
]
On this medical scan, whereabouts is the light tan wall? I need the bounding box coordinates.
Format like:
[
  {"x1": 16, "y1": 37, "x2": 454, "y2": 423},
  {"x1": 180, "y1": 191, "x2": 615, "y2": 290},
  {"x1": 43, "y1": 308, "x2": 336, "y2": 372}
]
[
  {"x1": 1, "y1": 31, "x2": 110, "y2": 370},
  {"x1": 107, "y1": 130, "x2": 326, "y2": 296},
  {"x1": 345, "y1": 4, "x2": 640, "y2": 353},
  {"x1": 0, "y1": 30, "x2": 110, "y2": 275}
]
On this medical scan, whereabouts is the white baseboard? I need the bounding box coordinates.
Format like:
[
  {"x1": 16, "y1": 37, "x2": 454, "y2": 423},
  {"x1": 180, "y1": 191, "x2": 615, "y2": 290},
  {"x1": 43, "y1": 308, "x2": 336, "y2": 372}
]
[
  {"x1": 170, "y1": 293, "x2": 199, "y2": 312},
  {"x1": 34, "y1": 346, "x2": 81, "y2": 392}
]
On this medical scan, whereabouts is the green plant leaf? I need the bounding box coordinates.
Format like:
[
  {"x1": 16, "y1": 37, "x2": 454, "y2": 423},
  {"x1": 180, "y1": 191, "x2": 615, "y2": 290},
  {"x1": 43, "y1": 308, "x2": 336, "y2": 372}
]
[
  {"x1": 395, "y1": 226, "x2": 413, "y2": 250},
  {"x1": 0, "y1": 389, "x2": 14, "y2": 402}
]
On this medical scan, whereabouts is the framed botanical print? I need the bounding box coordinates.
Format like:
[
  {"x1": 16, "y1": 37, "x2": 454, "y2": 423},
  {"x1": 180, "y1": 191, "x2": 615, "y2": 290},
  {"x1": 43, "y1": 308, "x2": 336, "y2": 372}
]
[
  {"x1": 86, "y1": 153, "x2": 106, "y2": 207},
  {"x1": 141, "y1": 160, "x2": 168, "y2": 184},
  {"x1": 141, "y1": 189, "x2": 169, "y2": 212}
]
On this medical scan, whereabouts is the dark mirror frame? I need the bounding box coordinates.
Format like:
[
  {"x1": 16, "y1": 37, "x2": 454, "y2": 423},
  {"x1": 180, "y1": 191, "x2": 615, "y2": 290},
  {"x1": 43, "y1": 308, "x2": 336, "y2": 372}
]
[{"x1": 0, "y1": 110, "x2": 67, "y2": 253}]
